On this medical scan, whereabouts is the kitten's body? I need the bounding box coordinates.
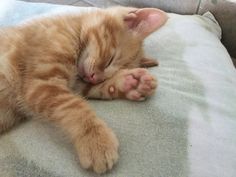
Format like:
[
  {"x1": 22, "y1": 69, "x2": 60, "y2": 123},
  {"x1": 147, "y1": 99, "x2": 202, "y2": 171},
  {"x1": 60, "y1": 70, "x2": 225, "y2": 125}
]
[{"x1": 0, "y1": 7, "x2": 167, "y2": 173}]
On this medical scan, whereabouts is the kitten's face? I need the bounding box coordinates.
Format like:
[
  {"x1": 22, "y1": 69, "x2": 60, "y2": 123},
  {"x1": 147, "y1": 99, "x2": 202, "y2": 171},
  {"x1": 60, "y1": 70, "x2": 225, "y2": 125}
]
[{"x1": 77, "y1": 7, "x2": 167, "y2": 84}]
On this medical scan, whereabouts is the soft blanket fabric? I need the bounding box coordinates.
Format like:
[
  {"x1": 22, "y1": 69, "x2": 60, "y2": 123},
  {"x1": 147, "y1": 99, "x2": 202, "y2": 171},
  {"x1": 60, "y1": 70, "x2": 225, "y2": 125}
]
[{"x1": 0, "y1": 1, "x2": 236, "y2": 177}]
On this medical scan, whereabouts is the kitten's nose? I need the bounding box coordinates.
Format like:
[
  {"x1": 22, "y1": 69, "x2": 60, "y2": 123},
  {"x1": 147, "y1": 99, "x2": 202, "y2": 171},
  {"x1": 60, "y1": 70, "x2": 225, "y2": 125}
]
[{"x1": 86, "y1": 73, "x2": 97, "y2": 84}]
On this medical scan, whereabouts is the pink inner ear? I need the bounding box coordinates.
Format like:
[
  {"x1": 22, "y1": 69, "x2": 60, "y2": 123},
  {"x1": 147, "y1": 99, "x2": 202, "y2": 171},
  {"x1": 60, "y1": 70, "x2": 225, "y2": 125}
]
[{"x1": 124, "y1": 8, "x2": 168, "y2": 38}]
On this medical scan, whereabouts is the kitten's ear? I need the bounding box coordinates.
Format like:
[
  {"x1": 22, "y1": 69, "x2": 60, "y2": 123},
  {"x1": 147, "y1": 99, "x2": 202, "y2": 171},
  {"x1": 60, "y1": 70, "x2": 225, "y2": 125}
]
[
  {"x1": 140, "y1": 58, "x2": 159, "y2": 67},
  {"x1": 124, "y1": 8, "x2": 168, "y2": 38}
]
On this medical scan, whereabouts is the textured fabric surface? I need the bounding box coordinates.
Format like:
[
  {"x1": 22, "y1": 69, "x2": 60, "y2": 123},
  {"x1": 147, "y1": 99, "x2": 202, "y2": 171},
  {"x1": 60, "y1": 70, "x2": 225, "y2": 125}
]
[
  {"x1": 0, "y1": 1, "x2": 236, "y2": 177},
  {"x1": 199, "y1": 0, "x2": 236, "y2": 59},
  {"x1": 113, "y1": 0, "x2": 200, "y2": 14}
]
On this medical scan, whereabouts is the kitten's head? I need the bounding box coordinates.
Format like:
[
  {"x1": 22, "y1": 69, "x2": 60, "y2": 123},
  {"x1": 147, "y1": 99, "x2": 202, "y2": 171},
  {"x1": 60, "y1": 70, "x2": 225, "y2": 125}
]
[{"x1": 78, "y1": 7, "x2": 168, "y2": 84}]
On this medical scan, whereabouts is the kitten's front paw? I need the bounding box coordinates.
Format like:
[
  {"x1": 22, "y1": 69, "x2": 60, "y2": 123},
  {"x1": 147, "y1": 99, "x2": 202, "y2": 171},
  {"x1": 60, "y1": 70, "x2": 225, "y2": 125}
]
[
  {"x1": 76, "y1": 119, "x2": 119, "y2": 174},
  {"x1": 118, "y1": 68, "x2": 157, "y2": 101}
]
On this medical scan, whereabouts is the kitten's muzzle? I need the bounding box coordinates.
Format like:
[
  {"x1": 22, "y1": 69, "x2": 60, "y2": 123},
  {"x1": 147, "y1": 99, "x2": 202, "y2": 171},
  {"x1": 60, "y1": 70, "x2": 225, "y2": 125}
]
[{"x1": 82, "y1": 73, "x2": 104, "y2": 85}]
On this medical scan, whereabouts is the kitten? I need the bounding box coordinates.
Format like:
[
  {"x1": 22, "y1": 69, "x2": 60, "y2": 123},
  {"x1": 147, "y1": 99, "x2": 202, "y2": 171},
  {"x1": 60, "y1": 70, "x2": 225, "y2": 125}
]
[{"x1": 0, "y1": 7, "x2": 167, "y2": 173}]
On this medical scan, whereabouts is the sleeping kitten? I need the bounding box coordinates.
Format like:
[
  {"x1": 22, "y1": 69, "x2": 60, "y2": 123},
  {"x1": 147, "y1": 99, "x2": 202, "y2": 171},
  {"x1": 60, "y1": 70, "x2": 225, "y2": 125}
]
[{"x1": 0, "y1": 7, "x2": 167, "y2": 173}]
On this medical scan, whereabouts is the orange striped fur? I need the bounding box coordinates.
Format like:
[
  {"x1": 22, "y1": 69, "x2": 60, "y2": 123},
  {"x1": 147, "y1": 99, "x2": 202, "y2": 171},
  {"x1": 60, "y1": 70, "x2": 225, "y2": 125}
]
[{"x1": 0, "y1": 7, "x2": 167, "y2": 173}]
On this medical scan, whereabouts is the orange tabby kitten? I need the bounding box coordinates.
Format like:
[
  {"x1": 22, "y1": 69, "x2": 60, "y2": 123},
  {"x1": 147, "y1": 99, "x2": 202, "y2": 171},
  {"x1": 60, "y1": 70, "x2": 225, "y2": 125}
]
[{"x1": 0, "y1": 7, "x2": 167, "y2": 173}]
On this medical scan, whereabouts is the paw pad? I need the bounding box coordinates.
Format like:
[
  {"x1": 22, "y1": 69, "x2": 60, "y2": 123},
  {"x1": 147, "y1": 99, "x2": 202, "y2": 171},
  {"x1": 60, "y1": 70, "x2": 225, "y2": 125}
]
[{"x1": 120, "y1": 68, "x2": 157, "y2": 101}]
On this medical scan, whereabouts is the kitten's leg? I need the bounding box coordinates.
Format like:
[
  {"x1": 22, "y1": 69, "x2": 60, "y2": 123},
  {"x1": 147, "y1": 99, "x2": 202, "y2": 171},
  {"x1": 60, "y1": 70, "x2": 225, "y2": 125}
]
[
  {"x1": 83, "y1": 68, "x2": 157, "y2": 101},
  {"x1": 23, "y1": 78, "x2": 118, "y2": 174}
]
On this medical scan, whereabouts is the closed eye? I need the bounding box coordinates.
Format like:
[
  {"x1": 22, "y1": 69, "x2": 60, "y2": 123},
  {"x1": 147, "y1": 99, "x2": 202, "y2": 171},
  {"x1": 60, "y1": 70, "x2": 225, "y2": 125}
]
[{"x1": 105, "y1": 55, "x2": 115, "y2": 68}]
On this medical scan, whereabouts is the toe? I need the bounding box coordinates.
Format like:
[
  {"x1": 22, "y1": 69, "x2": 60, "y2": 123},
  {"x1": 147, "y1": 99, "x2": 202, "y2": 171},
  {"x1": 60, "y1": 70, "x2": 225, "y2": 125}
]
[
  {"x1": 150, "y1": 78, "x2": 158, "y2": 89},
  {"x1": 93, "y1": 156, "x2": 107, "y2": 174},
  {"x1": 78, "y1": 148, "x2": 92, "y2": 169},
  {"x1": 105, "y1": 149, "x2": 118, "y2": 170},
  {"x1": 138, "y1": 84, "x2": 152, "y2": 94},
  {"x1": 131, "y1": 68, "x2": 147, "y2": 79},
  {"x1": 126, "y1": 90, "x2": 144, "y2": 101},
  {"x1": 141, "y1": 74, "x2": 153, "y2": 82}
]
